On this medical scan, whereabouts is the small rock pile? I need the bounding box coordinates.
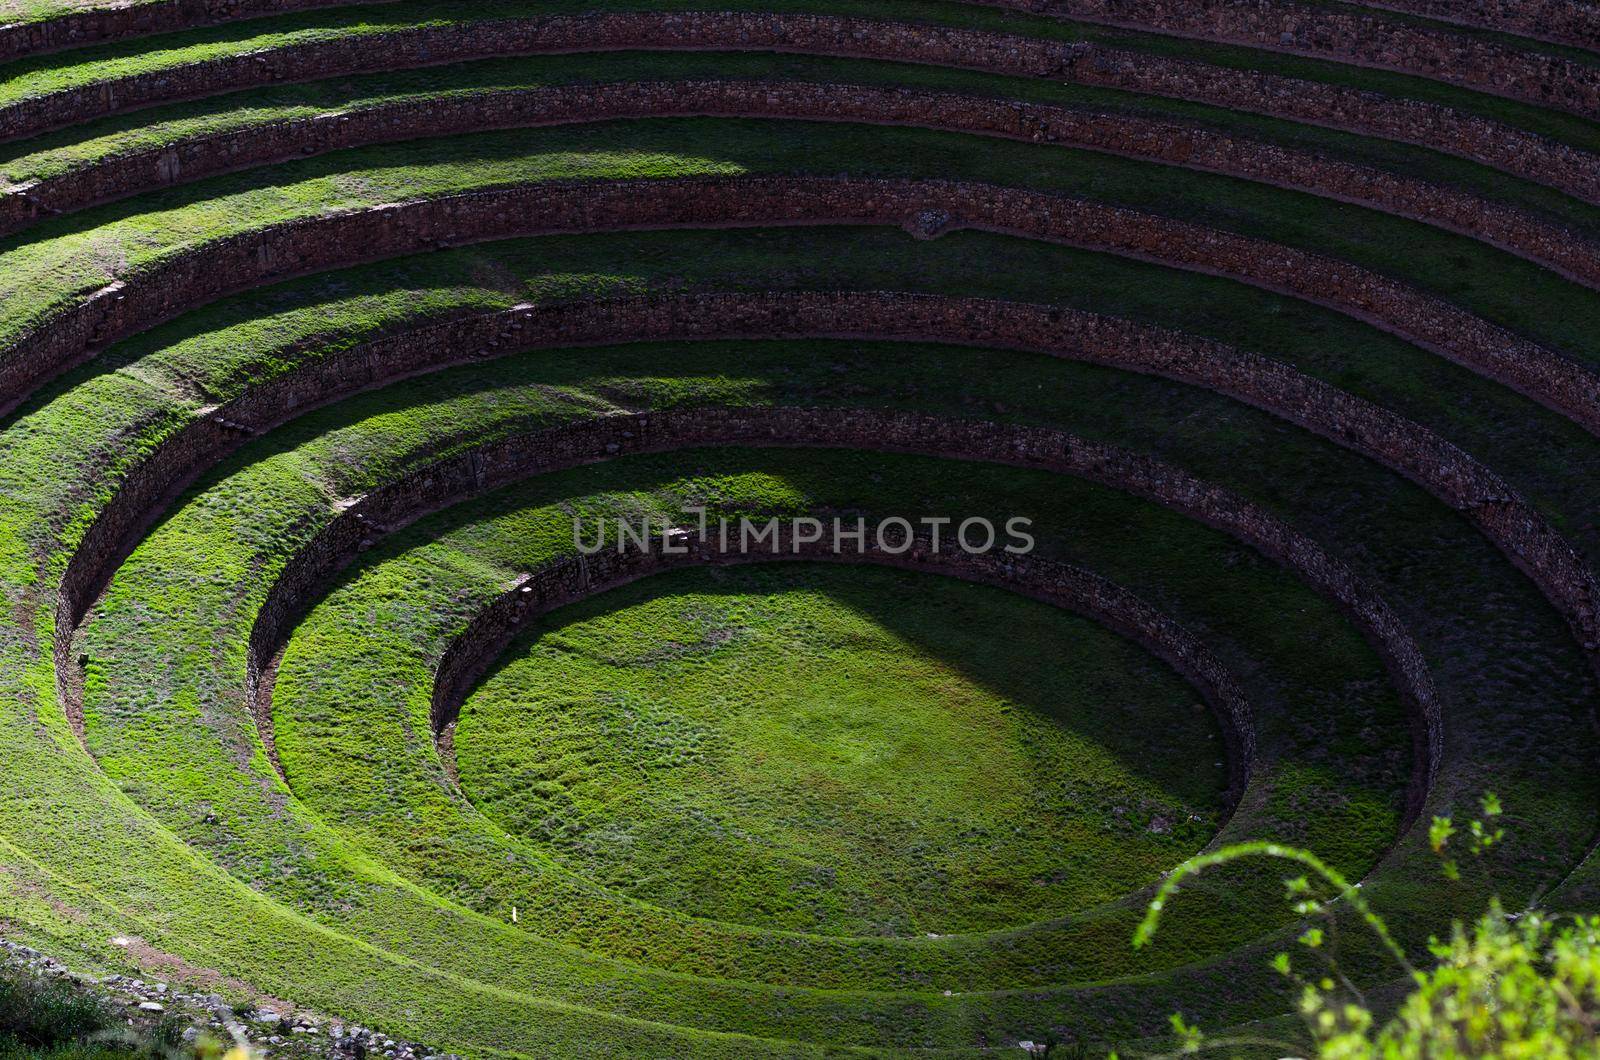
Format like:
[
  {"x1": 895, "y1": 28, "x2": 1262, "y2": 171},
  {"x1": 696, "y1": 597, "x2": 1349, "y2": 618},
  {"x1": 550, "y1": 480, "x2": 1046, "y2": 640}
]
[{"x1": 0, "y1": 938, "x2": 459, "y2": 1060}]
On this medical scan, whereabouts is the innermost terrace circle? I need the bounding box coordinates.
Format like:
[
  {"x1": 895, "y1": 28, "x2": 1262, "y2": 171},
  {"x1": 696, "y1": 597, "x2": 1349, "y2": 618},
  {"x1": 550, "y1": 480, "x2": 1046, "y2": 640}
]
[{"x1": 452, "y1": 563, "x2": 1227, "y2": 937}]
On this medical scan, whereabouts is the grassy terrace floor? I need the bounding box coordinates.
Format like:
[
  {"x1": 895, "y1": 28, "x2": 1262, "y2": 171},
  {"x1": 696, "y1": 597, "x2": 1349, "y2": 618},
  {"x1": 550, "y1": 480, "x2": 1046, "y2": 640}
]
[
  {"x1": 0, "y1": 1, "x2": 1595, "y2": 1055},
  {"x1": 453, "y1": 564, "x2": 1226, "y2": 939}
]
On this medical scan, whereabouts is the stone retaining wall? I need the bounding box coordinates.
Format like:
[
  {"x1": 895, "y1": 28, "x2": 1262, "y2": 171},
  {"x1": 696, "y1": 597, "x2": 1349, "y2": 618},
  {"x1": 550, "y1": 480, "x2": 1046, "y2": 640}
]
[
  {"x1": 427, "y1": 532, "x2": 1257, "y2": 801},
  {"x1": 1349, "y1": 0, "x2": 1600, "y2": 52},
  {"x1": 988, "y1": 0, "x2": 1600, "y2": 119},
  {"x1": 1, "y1": 12, "x2": 1594, "y2": 205},
  {"x1": 6, "y1": 79, "x2": 1597, "y2": 291},
  {"x1": 10, "y1": 176, "x2": 1595, "y2": 442}
]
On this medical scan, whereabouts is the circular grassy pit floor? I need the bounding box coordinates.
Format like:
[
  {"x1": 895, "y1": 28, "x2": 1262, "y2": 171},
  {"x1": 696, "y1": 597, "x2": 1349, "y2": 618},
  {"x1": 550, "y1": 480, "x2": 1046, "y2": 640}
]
[{"x1": 453, "y1": 563, "x2": 1229, "y2": 938}]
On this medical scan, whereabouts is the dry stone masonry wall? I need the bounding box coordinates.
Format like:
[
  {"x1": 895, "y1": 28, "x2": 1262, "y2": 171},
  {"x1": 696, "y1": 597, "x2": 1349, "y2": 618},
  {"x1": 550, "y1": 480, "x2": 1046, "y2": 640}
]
[
  {"x1": 1350, "y1": 0, "x2": 1600, "y2": 52},
  {"x1": 1344, "y1": 0, "x2": 1600, "y2": 52},
  {"x1": 988, "y1": 0, "x2": 1600, "y2": 118}
]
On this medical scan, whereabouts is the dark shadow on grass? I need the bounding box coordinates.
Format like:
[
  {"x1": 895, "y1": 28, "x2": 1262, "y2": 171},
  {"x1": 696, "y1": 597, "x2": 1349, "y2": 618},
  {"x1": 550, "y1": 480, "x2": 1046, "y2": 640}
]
[{"x1": 466, "y1": 559, "x2": 1232, "y2": 810}]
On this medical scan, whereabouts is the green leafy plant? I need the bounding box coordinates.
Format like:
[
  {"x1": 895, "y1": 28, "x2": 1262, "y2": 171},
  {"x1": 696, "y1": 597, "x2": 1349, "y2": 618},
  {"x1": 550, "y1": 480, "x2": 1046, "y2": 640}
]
[
  {"x1": 1129, "y1": 794, "x2": 1600, "y2": 1057},
  {"x1": 1430, "y1": 793, "x2": 1505, "y2": 881}
]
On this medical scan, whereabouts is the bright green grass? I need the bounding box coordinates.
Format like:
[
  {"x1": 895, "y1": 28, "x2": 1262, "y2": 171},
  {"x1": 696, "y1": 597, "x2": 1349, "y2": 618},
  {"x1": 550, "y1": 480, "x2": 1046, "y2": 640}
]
[
  {"x1": 64, "y1": 252, "x2": 1590, "y2": 1005},
  {"x1": 455, "y1": 564, "x2": 1225, "y2": 937},
  {"x1": 3, "y1": 219, "x2": 1588, "y2": 786},
  {"x1": 259, "y1": 420, "x2": 1580, "y2": 1037},
  {"x1": 2, "y1": 218, "x2": 1586, "y2": 765},
  {"x1": 248, "y1": 324, "x2": 1592, "y2": 921},
  {"x1": 5, "y1": 217, "x2": 1590, "y2": 667}
]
